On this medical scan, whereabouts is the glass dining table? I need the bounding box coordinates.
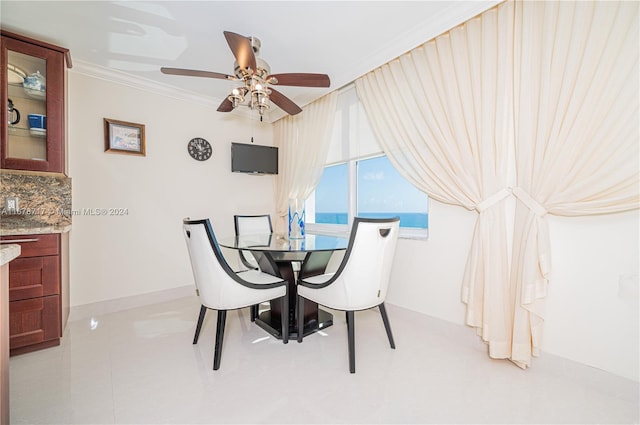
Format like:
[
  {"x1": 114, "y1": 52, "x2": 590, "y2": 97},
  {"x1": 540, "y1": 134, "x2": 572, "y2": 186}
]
[{"x1": 218, "y1": 233, "x2": 348, "y2": 339}]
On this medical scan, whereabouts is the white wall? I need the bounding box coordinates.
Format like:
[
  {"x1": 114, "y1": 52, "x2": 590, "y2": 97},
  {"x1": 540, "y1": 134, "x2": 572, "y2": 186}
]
[
  {"x1": 387, "y1": 200, "x2": 639, "y2": 381},
  {"x1": 67, "y1": 72, "x2": 275, "y2": 307}
]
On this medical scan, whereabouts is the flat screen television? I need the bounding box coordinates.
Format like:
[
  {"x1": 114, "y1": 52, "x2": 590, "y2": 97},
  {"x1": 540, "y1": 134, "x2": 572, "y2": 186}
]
[{"x1": 231, "y1": 142, "x2": 278, "y2": 175}]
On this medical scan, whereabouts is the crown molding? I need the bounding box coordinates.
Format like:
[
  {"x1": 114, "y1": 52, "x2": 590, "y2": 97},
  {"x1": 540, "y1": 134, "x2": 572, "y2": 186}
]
[
  {"x1": 270, "y1": 1, "x2": 501, "y2": 124},
  {"x1": 71, "y1": 60, "x2": 219, "y2": 107},
  {"x1": 336, "y1": 0, "x2": 502, "y2": 89},
  {"x1": 70, "y1": 60, "x2": 260, "y2": 121}
]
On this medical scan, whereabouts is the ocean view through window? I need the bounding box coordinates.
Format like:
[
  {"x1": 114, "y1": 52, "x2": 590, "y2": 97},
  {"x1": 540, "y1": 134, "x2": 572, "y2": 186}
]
[
  {"x1": 308, "y1": 156, "x2": 428, "y2": 238},
  {"x1": 356, "y1": 156, "x2": 428, "y2": 229}
]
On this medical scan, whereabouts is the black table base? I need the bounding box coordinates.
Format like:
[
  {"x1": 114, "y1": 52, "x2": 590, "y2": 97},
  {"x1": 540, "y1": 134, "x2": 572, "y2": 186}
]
[
  {"x1": 251, "y1": 251, "x2": 335, "y2": 340},
  {"x1": 255, "y1": 308, "x2": 333, "y2": 340}
]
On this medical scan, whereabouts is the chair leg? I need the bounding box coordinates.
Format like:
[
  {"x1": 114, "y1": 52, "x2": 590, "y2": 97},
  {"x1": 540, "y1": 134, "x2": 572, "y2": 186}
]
[
  {"x1": 379, "y1": 303, "x2": 396, "y2": 349},
  {"x1": 346, "y1": 310, "x2": 355, "y2": 373},
  {"x1": 281, "y1": 295, "x2": 289, "y2": 344},
  {"x1": 213, "y1": 310, "x2": 227, "y2": 370},
  {"x1": 193, "y1": 305, "x2": 207, "y2": 344},
  {"x1": 250, "y1": 304, "x2": 258, "y2": 322},
  {"x1": 297, "y1": 296, "x2": 304, "y2": 343}
]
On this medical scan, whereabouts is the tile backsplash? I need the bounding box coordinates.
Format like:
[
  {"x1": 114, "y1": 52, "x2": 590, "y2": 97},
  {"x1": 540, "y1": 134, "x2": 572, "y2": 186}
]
[{"x1": 0, "y1": 170, "x2": 72, "y2": 229}]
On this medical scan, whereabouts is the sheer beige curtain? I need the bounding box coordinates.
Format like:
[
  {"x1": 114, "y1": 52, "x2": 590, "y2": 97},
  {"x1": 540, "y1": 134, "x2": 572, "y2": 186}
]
[
  {"x1": 355, "y1": 1, "x2": 516, "y2": 358},
  {"x1": 356, "y1": 0, "x2": 639, "y2": 367},
  {"x1": 273, "y1": 92, "x2": 338, "y2": 232},
  {"x1": 510, "y1": 0, "x2": 639, "y2": 368}
]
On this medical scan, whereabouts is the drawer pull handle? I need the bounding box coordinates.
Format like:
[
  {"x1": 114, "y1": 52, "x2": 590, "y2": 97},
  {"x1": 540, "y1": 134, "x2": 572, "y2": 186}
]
[{"x1": 0, "y1": 238, "x2": 40, "y2": 244}]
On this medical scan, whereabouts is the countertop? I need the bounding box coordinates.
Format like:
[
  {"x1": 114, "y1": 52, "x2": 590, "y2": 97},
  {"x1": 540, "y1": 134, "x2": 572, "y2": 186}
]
[
  {"x1": 0, "y1": 217, "x2": 72, "y2": 236},
  {"x1": 0, "y1": 244, "x2": 21, "y2": 266}
]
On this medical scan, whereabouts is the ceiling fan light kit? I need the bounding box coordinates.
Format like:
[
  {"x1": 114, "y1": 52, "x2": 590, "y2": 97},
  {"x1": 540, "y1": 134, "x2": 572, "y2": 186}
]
[{"x1": 161, "y1": 31, "x2": 330, "y2": 117}]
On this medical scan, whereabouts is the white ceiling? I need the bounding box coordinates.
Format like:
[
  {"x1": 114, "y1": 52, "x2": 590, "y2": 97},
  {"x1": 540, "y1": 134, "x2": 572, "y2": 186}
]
[{"x1": 1, "y1": 1, "x2": 500, "y2": 122}]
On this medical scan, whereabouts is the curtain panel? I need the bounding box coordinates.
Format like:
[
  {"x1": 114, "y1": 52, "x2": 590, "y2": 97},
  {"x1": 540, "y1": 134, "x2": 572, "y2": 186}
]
[
  {"x1": 273, "y1": 92, "x2": 338, "y2": 232},
  {"x1": 356, "y1": 0, "x2": 516, "y2": 361},
  {"x1": 510, "y1": 0, "x2": 639, "y2": 367},
  {"x1": 355, "y1": 0, "x2": 639, "y2": 367}
]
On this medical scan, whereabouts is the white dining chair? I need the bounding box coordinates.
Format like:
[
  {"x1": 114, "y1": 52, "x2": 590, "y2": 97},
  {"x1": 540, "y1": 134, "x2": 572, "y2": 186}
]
[
  {"x1": 183, "y1": 218, "x2": 289, "y2": 370},
  {"x1": 234, "y1": 214, "x2": 273, "y2": 321},
  {"x1": 296, "y1": 217, "x2": 400, "y2": 373},
  {"x1": 234, "y1": 214, "x2": 273, "y2": 270}
]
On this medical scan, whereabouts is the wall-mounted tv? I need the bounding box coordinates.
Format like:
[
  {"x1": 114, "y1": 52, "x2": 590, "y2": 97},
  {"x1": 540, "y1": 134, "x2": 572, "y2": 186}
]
[{"x1": 231, "y1": 142, "x2": 279, "y2": 175}]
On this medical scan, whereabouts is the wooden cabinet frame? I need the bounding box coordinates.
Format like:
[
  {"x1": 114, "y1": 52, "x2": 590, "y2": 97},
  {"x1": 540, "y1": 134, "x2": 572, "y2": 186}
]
[{"x1": 1, "y1": 30, "x2": 70, "y2": 173}]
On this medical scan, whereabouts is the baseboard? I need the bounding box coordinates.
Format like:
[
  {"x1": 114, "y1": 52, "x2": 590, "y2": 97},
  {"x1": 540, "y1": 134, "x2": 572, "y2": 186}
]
[{"x1": 68, "y1": 285, "x2": 195, "y2": 322}]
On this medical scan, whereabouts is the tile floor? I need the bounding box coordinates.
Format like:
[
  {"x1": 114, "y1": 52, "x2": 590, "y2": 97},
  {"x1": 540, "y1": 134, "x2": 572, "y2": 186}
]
[{"x1": 9, "y1": 296, "x2": 639, "y2": 424}]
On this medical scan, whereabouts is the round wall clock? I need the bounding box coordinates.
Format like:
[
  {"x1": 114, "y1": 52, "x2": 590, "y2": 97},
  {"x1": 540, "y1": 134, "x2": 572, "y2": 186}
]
[{"x1": 187, "y1": 137, "x2": 212, "y2": 161}]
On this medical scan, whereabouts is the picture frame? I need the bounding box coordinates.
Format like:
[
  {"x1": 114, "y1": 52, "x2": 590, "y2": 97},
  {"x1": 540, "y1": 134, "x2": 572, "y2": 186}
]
[{"x1": 104, "y1": 118, "x2": 146, "y2": 156}]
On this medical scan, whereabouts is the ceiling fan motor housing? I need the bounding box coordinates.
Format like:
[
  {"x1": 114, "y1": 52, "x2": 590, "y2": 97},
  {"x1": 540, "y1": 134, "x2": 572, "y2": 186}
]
[
  {"x1": 234, "y1": 57, "x2": 270, "y2": 80},
  {"x1": 249, "y1": 36, "x2": 261, "y2": 54}
]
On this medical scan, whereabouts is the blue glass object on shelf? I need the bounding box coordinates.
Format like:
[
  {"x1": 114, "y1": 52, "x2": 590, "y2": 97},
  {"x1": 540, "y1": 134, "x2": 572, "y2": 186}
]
[{"x1": 288, "y1": 198, "x2": 305, "y2": 239}]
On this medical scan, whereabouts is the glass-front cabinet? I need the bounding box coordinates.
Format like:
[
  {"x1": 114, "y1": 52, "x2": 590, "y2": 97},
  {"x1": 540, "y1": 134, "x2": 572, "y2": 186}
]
[{"x1": 1, "y1": 31, "x2": 69, "y2": 174}]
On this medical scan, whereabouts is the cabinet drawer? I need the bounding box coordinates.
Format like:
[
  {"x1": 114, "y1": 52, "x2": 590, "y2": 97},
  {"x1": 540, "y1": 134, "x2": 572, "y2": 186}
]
[
  {"x1": 9, "y1": 295, "x2": 60, "y2": 351},
  {"x1": 0, "y1": 234, "x2": 60, "y2": 257},
  {"x1": 8, "y1": 256, "x2": 60, "y2": 301}
]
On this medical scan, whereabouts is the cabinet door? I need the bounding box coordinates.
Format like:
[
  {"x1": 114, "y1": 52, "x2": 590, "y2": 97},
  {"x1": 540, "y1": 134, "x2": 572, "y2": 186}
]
[
  {"x1": 8, "y1": 256, "x2": 60, "y2": 301},
  {"x1": 9, "y1": 295, "x2": 60, "y2": 351},
  {"x1": 1, "y1": 35, "x2": 64, "y2": 173}
]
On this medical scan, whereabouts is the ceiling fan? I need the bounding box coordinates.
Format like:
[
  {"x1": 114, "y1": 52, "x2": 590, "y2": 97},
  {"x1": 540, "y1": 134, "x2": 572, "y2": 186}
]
[{"x1": 161, "y1": 31, "x2": 330, "y2": 117}]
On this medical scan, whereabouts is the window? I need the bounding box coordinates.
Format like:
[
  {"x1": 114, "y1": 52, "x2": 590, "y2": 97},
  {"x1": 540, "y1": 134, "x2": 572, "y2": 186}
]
[
  {"x1": 313, "y1": 163, "x2": 348, "y2": 225},
  {"x1": 307, "y1": 156, "x2": 429, "y2": 238},
  {"x1": 305, "y1": 85, "x2": 429, "y2": 239},
  {"x1": 357, "y1": 156, "x2": 428, "y2": 230}
]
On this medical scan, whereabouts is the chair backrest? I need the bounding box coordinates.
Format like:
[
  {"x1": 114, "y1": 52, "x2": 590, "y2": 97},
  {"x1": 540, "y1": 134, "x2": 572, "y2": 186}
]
[
  {"x1": 322, "y1": 217, "x2": 400, "y2": 310},
  {"x1": 234, "y1": 214, "x2": 273, "y2": 235},
  {"x1": 234, "y1": 214, "x2": 273, "y2": 270},
  {"x1": 182, "y1": 218, "x2": 268, "y2": 310}
]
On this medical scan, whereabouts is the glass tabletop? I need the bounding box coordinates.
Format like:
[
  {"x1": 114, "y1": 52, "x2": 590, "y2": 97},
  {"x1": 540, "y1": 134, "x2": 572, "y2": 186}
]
[{"x1": 218, "y1": 233, "x2": 348, "y2": 253}]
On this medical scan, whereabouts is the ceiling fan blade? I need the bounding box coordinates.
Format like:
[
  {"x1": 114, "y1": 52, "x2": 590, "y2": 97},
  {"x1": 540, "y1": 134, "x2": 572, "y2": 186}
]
[
  {"x1": 161, "y1": 67, "x2": 234, "y2": 80},
  {"x1": 223, "y1": 31, "x2": 257, "y2": 73},
  {"x1": 217, "y1": 97, "x2": 233, "y2": 112},
  {"x1": 269, "y1": 88, "x2": 303, "y2": 115},
  {"x1": 268, "y1": 73, "x2": 330, "y2": 88}
]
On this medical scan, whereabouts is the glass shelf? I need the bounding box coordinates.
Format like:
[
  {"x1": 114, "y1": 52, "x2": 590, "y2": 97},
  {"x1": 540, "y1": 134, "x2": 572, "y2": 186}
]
[
  {"x1": 7, "y1": 82, "x2": 46, "y2": 102},
  {"x1": 7, "y1": 126, "x2": 46, "y2": 139}
]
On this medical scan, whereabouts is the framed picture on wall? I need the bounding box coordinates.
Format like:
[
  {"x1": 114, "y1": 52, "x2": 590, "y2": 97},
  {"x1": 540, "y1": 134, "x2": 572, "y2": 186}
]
[{"x1": 104, "y1": 118, "x2": 146, "y2": 156}]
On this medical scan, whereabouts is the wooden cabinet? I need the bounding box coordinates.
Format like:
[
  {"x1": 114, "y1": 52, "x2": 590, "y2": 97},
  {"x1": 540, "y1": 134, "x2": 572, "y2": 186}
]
[
  {"x1": 1, "y1": 30, "x2": 70, "y2": 174},
  {"x1": 0, "y1": 234, "x2": 63, "y2": 355}
]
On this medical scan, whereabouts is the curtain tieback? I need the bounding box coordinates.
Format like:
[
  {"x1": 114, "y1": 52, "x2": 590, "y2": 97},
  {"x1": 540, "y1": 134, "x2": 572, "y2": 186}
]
[
  {"x1": 475, "y1": 188, "x2": 512, "y2": 213},
  {"x1": 512, "y1": 187, "x2": 547, "y2": 216}
]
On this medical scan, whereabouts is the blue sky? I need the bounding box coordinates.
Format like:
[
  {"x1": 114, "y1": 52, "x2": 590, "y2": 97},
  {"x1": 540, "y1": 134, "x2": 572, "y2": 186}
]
[{"x1": 315, "y1": 156, "x2": 427, "y2": 213}]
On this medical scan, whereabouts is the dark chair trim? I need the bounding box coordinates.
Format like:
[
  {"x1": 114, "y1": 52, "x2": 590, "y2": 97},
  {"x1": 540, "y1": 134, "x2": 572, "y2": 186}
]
[
  {"x1": 346, "y1": 310, "x2": 355, "y2": 373},
  {"x1": 282, "y1": 292, "x2": 289, "y2": 344},
  {"x1": 379, "y1": 302, "x2": 395, "y2": 349},
  {"x1": 193, "y1": 305, "x2": 207, "y2": 344},
  {"x1": 183, "y1": 218, "x2": 286, "y2": 290},
  {"x1": 298, "y1": 217, "x2": 400, "y2": 290},
  {"x1": 213, "y1": 310, "x2": 227, "y2": 370},
  {"x1": 296, "y1": 295, "x2": 304, "y2": 344}
]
